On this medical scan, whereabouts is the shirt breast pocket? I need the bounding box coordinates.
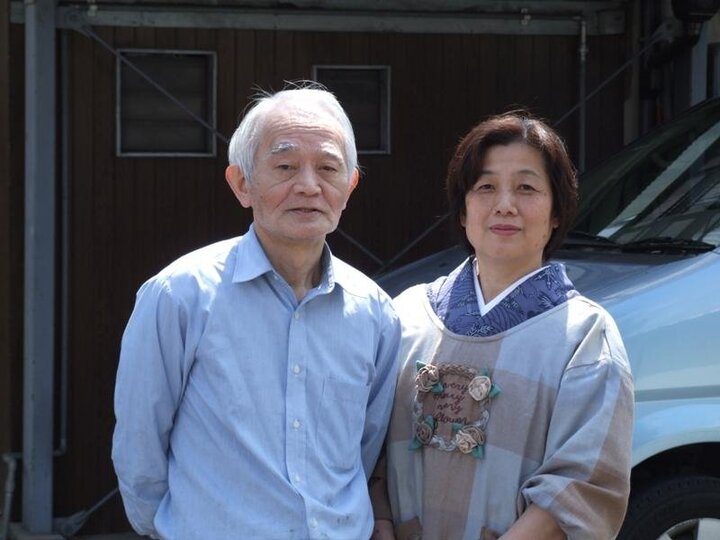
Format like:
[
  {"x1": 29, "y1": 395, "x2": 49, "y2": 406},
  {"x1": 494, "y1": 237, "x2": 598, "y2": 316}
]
[{"x1": 317, "y1": 377, "x2": 370, "y2": 472}]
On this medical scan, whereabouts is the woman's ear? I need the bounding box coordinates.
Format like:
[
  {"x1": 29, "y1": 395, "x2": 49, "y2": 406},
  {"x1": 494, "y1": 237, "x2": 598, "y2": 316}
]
[{"x1": 225, "y1": 165, "x2": 252, "y2": 208}]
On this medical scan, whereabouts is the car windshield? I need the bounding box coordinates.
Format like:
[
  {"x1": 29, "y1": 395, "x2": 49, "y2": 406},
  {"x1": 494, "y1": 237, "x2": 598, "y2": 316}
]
[{"x1": 573, "y1": 98, "x2": 720, "y2": 250}]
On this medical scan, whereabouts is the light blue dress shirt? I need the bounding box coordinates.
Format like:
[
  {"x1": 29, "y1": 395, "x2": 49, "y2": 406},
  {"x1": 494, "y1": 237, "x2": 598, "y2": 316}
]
[{"x1": 112, "y1": 225, "x2": 401, "y2": 539}]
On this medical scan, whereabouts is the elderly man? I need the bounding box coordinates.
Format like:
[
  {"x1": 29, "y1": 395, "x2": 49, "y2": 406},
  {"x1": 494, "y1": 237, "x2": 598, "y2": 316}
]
[{"x1": 112, "y1": 85, "x2": 401, "y2": 539}]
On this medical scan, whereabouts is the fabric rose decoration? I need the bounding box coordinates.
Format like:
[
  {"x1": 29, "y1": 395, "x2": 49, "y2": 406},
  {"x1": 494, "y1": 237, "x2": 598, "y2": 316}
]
[
  {"x1": 468, "y1": 375, "x2": 492, "y2": 401},
  {"x1": 415, "y1": 362, "x2": 443, "y2": 393},
  {"x1": 410, "y1": 415, "x2": 436, "y2": 450},
  {"x1": 468, "y1": 372, "x2": 501, "y2": 402},
  {"x1": 452, "y1": 424, "x2": 486, "y2": 458}
]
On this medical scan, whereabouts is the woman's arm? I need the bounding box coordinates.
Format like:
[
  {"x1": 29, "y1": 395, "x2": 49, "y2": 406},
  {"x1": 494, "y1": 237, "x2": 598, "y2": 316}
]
[
  {"x1": 369, "y1": 453, "x2": 396, "y2": 540},
  {"x1": 371, "y1": 518, "x2": 396, "y2": 540},
  {"x1": 500, "y1": 504, "x2": 565, "y2": 540}
]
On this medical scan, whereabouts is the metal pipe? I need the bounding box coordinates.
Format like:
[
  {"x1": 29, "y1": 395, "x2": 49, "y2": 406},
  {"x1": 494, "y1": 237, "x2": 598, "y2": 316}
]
[
  {"x1": 553, "y1": 31, "x2": 665, "y2": 127},
  {"x1": 578, "y1": 17, "x2": 588, "y2": 172},
  {"x1": 374, "y1": 212, "x2": 451, "y2": 275},
  {"x1": 81, "y1": 25, "x2": 229, "y2": 145},
  {"x1": 23, "y1": 0, "x2": 57, "y2": 531},
  {"x1": 56, "y1": 27, "x2": 70, "y2": 459}
]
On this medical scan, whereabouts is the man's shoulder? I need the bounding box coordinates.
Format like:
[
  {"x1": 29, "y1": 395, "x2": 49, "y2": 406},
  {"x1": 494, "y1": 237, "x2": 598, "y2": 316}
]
[
  {"x1": 331, "y1": 256, "x2": 392, "y2": 302},
  {"x1": 150, "y1": 236, "x2": 241, "y2": 292}
]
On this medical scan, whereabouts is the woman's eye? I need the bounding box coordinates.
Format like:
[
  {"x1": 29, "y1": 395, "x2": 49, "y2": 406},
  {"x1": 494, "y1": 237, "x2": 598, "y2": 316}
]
[
  {"x1": 518, "y1": 183, "x2": 537, "y2": 192},
  {"x1": 474, "y1": 183, "x2": 493, "y2": 191}
]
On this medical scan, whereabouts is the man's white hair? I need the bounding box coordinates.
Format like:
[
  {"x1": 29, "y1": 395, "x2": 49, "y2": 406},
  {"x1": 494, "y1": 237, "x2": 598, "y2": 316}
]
[{"x1": 227, "y1": 82, "x2": 358, "y2": 183}]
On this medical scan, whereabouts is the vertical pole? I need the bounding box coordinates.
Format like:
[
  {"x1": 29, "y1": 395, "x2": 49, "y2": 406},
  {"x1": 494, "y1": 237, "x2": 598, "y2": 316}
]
[
  {"x1": 23, "y1": 0, "x2": 56, "y2": 532},
  {"x1": 578, "y1": 17, "x2": 588, "y2": 173},
  {"x1": 623, "y1": 0, "x2": 641, "y2": 144},
  {"x1": 690, "y1": 23, "x2": 708, "y2": 107}
]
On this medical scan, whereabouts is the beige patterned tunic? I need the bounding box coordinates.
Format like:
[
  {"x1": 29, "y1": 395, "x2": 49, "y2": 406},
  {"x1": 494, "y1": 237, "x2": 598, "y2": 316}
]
[{"x1": 384, "y1": 284, "x2": 634, "y2": 540}]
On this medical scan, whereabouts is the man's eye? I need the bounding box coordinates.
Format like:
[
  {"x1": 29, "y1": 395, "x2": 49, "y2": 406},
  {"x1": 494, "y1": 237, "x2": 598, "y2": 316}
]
[{"x1": 277, "y1": 164, "x2": 292, "y2": 171}]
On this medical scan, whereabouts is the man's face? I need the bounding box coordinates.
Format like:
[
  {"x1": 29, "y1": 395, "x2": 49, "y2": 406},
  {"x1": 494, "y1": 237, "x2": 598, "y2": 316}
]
[{"x1": 226, "y1": 106, "x2": 358, "y2": 254}]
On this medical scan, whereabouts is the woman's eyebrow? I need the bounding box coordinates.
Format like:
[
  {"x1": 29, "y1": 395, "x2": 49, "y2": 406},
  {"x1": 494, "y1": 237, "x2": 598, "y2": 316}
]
[{"x1": 479, "y1": 167, "x2": 543, "y2": 177}]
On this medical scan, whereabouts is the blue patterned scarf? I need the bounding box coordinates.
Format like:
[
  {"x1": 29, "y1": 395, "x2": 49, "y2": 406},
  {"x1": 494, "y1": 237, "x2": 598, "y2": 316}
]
[{"x1": 427, "y1": 259, "x2": 578, "y2": 337}]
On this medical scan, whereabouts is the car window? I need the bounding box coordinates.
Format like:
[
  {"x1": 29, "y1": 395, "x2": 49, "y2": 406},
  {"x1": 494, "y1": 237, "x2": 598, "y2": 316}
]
[{"x1": 574, "y1": 99, "x2": 720, "y2": 248}]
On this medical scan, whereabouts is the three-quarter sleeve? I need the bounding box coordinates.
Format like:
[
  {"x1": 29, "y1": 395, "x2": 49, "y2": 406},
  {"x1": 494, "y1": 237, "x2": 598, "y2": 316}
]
[{"x1": 518, "y1": 317, "x2": 634, "y2": 539}]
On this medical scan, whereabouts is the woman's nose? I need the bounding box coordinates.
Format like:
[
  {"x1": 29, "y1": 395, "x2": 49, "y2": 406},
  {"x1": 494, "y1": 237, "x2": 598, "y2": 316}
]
[{"x1": 493, "y1": 189, "x2": 517, "y2": 214}]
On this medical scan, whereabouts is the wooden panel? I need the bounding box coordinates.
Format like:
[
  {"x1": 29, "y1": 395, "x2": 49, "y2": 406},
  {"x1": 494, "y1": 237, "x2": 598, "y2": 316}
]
[
  {"x1": 0, "y1": 11, "x2": 24, "y2": 520},
  {"x1": 58, "y1": 23, "x2": 115, "y2": 525},
  {"x1": 585, "y1": 34, "x2": 626, "y2": 170},
  {"x1": 0, "y1": 0, "x2": 12, "y2": 477}
]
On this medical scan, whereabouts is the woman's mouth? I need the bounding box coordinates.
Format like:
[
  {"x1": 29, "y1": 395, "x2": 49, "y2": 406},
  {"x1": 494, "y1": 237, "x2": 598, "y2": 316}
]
[{"x1": 490, "y1": 224, "x2": 520, "y2": 235}]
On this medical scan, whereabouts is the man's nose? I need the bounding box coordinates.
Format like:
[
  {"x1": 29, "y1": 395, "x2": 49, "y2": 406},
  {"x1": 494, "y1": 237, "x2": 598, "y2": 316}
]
[{"x1": 294, "y1": 166, "x2": 322, "y2": 194}]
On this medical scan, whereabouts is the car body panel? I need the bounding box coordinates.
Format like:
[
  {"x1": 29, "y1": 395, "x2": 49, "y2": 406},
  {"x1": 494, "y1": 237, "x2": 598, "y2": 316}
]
[{"x1": 633, "y1": 398, "x2": 720, "y2": 466}]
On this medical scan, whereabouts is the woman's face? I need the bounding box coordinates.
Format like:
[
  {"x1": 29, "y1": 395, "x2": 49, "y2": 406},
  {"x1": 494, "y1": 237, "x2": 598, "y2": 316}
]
[{"x1": 463, "y1": 142, "x2": 557, "y2": 276}]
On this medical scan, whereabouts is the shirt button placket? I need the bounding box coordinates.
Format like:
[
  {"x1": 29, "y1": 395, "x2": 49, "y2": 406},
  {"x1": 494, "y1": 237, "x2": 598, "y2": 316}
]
[{"x1": 286, "y1": 305, "x2": 306, "y2": 492}]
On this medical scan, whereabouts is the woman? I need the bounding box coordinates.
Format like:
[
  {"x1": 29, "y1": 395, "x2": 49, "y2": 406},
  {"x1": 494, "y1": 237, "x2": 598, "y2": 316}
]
[{"x1": 372, "y1": 113, "x2": 634, "y2": 540}]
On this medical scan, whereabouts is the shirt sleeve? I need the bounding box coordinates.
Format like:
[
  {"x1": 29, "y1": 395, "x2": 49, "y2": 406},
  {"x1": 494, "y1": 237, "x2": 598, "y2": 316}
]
[
  {"x1": 518, "y1": 316, "x2": 635, "y2": 540},
  {"x1": 111, "y1": 277, "x2": 193, "y2": 537},
  {"x1": 360, "y1": 296, "x2": 402, "y2": 480}
]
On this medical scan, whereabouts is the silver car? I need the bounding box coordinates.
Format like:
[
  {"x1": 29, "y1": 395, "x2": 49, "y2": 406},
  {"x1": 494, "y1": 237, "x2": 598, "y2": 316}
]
[{"x1": 376, "y1": 98, "x2": 720, "y2": 539}]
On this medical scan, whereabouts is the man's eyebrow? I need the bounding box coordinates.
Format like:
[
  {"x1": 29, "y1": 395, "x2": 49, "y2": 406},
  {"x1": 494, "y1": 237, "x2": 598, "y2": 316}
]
[
  {"x1": 268, "y1": 142, "x2": 345, "y2": 163},
  {"x1": 269, "y1": 142, "x2": 298, "y2": 154},
  {"x1": 319, "y1": 149, "x2": 344, "y2": 161}
]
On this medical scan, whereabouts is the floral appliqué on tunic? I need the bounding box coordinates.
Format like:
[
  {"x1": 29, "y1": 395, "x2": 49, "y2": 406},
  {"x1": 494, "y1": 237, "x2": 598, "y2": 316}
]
[{"x1": 410, "y1": 361, "x2": 500, "y2": 458}]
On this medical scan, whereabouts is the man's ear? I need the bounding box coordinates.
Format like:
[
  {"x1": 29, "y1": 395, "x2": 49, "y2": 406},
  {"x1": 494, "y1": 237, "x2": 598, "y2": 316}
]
[
  {"x1": 341, "y1": 169, "x2": 360, "y2": 210},
  {"x1": 225, "y1": 165, "x2": 252, "y2": 209},
  {"x1": 349, "y1": 168, "x2": 360, "y2": 194}
]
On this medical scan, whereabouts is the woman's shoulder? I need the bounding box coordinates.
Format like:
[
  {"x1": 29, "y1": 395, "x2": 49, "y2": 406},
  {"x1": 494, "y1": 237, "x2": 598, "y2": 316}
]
[
  {"x1": 565, "y1": 294, "x2": 631, "y2": 374},
  {"x1": 393, "y1": 283, "x2": 433, "y2": 322}
]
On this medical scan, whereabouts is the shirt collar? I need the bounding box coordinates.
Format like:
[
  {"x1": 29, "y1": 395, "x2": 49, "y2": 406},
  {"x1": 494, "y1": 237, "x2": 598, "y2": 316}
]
[
  {"x1": 232, "y1": 224, "x2": 276, "y2": 284},
  {"x1": 232, "y1": 224, "x2": 350, "y2": 296}
]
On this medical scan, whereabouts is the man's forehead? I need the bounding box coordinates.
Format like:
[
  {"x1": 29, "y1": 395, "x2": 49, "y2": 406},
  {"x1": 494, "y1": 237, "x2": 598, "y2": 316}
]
[
  {"x1": 262, "y1": 105, "x2": 343, "y2": 139},
  {"x1": 261, "y1": 114, "x2": 345, "y2": 155}
]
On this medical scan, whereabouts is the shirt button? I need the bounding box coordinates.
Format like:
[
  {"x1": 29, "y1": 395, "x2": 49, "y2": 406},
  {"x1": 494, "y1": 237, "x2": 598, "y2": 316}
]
[
  {"x1": 294, "y1": 311, "x2": 300, "y2": 320},
  {"x1": 310, "y1": 518, "x2": 318, "y2": 529},
  {"x1": 292, "y1": 364, "x2": 301, "y2": 374},
  {"x1": 294, "y1": 473, "x2": 301, "y2": 482},
  {"x1": 292, "y1": 419, "x2": 301, "y2": 429}
]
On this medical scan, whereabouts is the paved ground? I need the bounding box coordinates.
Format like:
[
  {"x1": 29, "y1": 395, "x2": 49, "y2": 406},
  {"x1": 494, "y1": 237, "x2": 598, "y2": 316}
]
[
  {"x1": 7, "y1": 526, "x2": 143, "y2": 540},
  {"x1": 73, "y1": 535, "x2": 142, "y2": 540}
]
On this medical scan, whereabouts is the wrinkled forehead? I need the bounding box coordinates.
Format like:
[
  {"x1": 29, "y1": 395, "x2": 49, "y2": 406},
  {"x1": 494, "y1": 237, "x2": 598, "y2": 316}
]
[{"x1": 257, "y1": 102, "x2": 347, "y2": 153}]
